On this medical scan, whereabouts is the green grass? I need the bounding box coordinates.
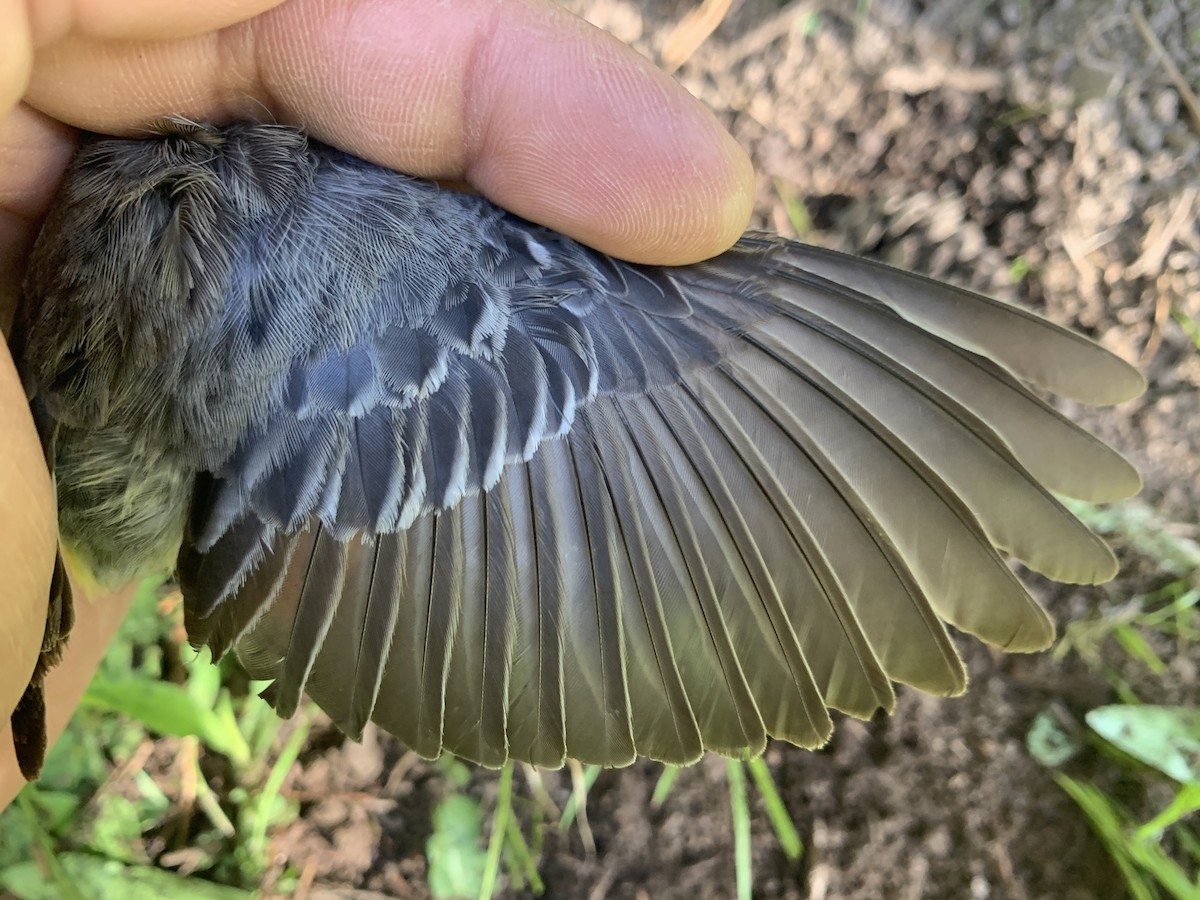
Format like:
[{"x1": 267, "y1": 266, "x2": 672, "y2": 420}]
[
  {"x1": 1171, "y1": 305, "x2": 1200, "y2": 354},
  {"x1": 422, "y1": 754, "x2": 803, "y2": 898},
  {"x1": 1028, "y1": 498, "x2": 1200, "y2": 899},
  {"x1": 0, "y1": 584, "x2": 308, "y2": 896}
]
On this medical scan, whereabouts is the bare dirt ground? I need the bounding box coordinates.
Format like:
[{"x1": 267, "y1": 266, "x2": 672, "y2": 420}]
[{"x1": 164, "y1": 2, "x2": 1200, "y2": 898}]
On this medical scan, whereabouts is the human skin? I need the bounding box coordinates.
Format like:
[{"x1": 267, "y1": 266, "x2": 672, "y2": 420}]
[{"x1": 0, "y1": 0, "x2": 753, "y2": 809}]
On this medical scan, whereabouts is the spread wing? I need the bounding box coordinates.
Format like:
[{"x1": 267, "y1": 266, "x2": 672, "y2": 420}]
[{"x1": 180, "y1": 231, "x2": 1142, "y2": 768}]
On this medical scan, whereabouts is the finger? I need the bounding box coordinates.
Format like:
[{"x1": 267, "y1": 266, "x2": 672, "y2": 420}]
[
  {"x1": 24, "y1": 0, "x2": 752, "y2": 264},
  {"x1": 2, "y1": 0, "x2": 286, "y2": 117},
  {"x1": 0, "y1": 0, "x2": 34, "y2": 115},
  {"x1": 0, "y1": 104, "x2": 78, "y2": 328},
  {"x1": 0, "y1": 578, "x2": 136, "y2": 810},
  {"x1": 0, "y1": 345, "x2": 56, "y2": 728},
  {"x1": 25, "y1": 0, "x2": 287, "y2": 43}
]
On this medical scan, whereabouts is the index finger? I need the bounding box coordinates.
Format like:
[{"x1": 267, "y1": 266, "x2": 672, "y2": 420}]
[{"x1": 24, "y1": 0, "x2": 754, "y2": 264}]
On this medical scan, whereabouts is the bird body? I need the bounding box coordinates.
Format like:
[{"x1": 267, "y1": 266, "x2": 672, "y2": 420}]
[{"x1": 10, "y1": 119, "x2": 1144, "y2": 778}]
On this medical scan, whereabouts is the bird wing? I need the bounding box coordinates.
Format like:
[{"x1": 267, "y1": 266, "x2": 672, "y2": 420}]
[{"x1": 180, "y1": 230, "x2": 1142, "y2": 768}]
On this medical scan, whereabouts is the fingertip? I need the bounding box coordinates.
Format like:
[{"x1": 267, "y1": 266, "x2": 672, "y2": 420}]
[
  {"x1": 621, "y1": 128, "x2": 752, "y2": 264},
  {"x1": 463, "y1": 2, "x2": 754, "y2": 264}
]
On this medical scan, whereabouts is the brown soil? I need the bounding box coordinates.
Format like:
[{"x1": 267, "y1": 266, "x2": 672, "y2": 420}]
[{"x1": 167, "y1": 2, "x2": 1200, "y2": 898}]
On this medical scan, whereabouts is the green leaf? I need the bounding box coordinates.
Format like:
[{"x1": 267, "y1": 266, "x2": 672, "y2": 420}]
[
  {"x1": 0, "y1": 802, "x2": 37, "y2": 870},
  {"x1": 37, "y1": 709, "x2": 123, "y2": 791},
  {"x1": 79, "y1": 794, "x2": 149, "y2": 864},
  {"x1": 1027, "y1": 707, "x2": 1082, "y2": 767},
  {"x1": 0, "y1": 853, "x2": 252, "y2": 900},
  {"x1": 1137, "y1": 783, "x2": 1200, "y2": 841},
  {"x1": 81, "y1": 676, "x2": 250, "y2": 766},
  {"x1": 437, "y1": 756, "x2": 476, "y2": 790},
  {"x1": 23, "y1": 788, "x2": 81, "y2": 834},
  {"x1": 1087, "y1": 706, "x2": 1200, "y2": 784},
  {"x1": 184, "y1": 647, "x2": 225, "y2": 709},
  {"x1": 1008, "y1": 255, "x2": 1032, "y2": 283},
  {"x1": 427, "y1": 794, "x2": 488, "y2": 900}
]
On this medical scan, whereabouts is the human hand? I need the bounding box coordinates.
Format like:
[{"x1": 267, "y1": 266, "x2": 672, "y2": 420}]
[{"x1": 0, "y1": 0, "x2": 754, "y2": 809}]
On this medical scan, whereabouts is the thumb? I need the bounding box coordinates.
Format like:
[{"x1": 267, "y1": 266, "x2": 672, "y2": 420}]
[{"x1": 0, "y1": 344, "x2": 55, "y2": 724}]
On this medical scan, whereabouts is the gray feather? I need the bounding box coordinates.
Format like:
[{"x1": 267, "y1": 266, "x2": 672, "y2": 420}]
[{"x1": 15, "y1": 120, "x2": 1145, "y2": 773}]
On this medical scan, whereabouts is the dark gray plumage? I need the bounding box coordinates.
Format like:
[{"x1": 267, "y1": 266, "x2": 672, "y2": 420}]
[{"x1": 10, "y1": 119, "x2": 1144, "y2": 777}]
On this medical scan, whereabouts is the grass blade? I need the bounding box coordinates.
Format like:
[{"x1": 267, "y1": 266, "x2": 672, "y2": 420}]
[
  {"x1": 478, "y1": 761, "x2": 514, "y2": 900},
  {"x1": 727, "y1": 760, "x2": 752, "y2": 900},
  {"x1": 746, "y1": 757, "x2": 803, "y2": 861},
  {"x1": 651, "y1": 765, "x2": 682, "y2": 809}
]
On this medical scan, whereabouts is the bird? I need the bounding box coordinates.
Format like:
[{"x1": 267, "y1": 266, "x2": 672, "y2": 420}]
[{"x1": 8, "y1": 117, "x2": 1144, "y2": 780}]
